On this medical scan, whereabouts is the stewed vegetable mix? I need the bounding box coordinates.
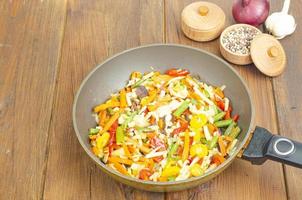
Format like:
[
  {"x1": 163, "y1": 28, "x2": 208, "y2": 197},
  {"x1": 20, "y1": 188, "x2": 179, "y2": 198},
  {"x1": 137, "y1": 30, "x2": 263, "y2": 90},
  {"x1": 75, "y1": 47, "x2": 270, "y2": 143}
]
[{"x1": 89, "y1": 68, "x2": 241, "y2": 182}]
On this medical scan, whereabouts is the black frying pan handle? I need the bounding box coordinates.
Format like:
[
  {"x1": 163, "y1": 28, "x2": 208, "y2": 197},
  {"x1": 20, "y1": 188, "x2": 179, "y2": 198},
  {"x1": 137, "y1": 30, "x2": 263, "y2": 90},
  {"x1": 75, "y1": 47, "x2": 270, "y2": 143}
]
[{"x1": 242, "y1": 126, "x2": 302, "y2": 168}]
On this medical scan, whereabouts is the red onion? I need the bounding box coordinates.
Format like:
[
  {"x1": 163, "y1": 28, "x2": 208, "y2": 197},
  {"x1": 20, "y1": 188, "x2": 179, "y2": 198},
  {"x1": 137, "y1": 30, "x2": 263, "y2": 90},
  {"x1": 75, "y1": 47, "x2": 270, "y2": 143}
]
[{"x1": 232, "y1": 0, "x2": 270, "y2": 26}]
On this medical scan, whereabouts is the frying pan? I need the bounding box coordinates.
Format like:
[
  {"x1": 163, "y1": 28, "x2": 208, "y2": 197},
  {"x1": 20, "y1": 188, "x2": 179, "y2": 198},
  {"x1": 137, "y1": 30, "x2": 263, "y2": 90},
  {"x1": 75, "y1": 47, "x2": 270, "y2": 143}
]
[{"x1": 73, "y1": 44, "x2": 302, "y2": 192}]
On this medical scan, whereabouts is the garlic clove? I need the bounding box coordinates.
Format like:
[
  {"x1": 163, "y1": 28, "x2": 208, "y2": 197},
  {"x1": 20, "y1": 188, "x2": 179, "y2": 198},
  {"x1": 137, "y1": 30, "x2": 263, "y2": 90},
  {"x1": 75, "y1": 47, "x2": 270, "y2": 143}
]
[
  {"x1": 271, "y1": 15, "x2": 296, "y2": 39},
  {"x1": 264, "y1": 0, "x2": 296, "y2": 39}
]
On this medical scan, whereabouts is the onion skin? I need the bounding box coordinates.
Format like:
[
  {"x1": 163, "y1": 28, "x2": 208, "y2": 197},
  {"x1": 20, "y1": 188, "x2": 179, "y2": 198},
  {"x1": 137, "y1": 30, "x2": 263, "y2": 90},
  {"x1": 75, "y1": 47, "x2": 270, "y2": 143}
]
[{"x1": 232, "y1": 0, "x2": 270, "y2": 26}]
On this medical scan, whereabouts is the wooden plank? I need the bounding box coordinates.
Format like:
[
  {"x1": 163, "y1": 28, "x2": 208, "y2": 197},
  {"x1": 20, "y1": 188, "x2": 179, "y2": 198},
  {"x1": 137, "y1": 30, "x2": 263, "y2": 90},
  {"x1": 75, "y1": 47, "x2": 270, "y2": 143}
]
[
  {"x1": 42, "y1": 0, "x2": 164, "y2": 199},
  {"x1": 0, "y1": 0, "x2": 67, "y2": 199},
  {"x1": 165, "y1": 0, "x2": 287, "y2": 199},
  {"x1": 271, "y1": 1, "x2": 302, "y2": 199}
]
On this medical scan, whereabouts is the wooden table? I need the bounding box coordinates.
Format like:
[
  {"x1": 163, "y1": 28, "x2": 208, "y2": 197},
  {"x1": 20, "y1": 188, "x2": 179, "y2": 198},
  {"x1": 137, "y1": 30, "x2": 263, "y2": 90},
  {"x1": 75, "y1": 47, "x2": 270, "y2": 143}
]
[{"x1": 0, "y1": 0, "x2": 301, "y2": 199}]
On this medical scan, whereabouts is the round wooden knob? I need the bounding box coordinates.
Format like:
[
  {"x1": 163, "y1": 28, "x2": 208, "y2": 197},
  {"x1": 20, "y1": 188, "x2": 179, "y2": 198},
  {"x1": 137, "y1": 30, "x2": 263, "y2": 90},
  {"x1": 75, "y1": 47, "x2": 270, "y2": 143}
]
[
  {"x1": 199, "y1": 6, "x2": 209, "y2": 16},
  {"x1": 250, "y1": 34, "x2": 286, "y2": 77},
  {"x1": 267, "y1": 46, "x2": 279, "y2": 58}
]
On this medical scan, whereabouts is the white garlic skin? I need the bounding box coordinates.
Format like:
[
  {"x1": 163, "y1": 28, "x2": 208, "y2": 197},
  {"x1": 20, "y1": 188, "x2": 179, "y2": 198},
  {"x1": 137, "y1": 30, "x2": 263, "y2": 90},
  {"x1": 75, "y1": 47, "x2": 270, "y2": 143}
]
[{"x1": 265, "y1": 12, "x2": 296, "y2": 39}]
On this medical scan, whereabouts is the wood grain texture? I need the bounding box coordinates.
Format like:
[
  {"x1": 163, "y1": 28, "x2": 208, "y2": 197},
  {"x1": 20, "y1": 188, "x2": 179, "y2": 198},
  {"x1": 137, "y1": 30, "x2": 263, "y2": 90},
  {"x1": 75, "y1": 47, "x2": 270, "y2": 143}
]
[
  {"x1": 270, "y1": 1, "x2": 302, "y2": 199},
  {"x1": 0, "y1": 0, "x2": 67, "y2": 199},
  {"x1": 42, "y1": 0, "x2": 164, "y2": 199},
  {"x1": 165, "y1": 0, "x2": 287, "y2": 199}
]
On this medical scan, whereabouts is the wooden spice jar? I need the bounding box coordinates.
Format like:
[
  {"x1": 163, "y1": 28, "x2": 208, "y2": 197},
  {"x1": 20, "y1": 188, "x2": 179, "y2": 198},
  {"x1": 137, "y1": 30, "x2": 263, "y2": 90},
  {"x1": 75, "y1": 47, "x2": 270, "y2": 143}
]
[
  {"x1": 220, "y1": 24, "x2": 261, "y2": 65},
  {"x1": 181, "y1": 1, "x2": 226, "y2": 42},
  {"x1": 220, "y1": 24, "x2": 286, "y2": 77}
]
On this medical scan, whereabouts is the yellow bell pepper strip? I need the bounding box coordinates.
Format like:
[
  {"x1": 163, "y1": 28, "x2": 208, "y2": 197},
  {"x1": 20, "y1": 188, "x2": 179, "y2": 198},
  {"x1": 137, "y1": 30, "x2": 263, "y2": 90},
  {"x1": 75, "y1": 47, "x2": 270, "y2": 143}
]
[
  {"x1": 139, "y1": 145, "x2": 151, "y2": 154},
  {"x1": 190, "y1": 164, "x2": 204, "y2": 177},
  {"x1": 188, "y1": 92, "x2": 202, "y2": 101},
  {"x1": 120, "y1": 89, "x2": 127, "y2": 108},
  {"x1": 173, "y1": 99, "x2": 190, "y2": 117},
  {"x1": 131, "y1": 71, "x2": 142, "y2": 79},
  {"x1": 218, "y1": 136, "x2": 226, "y2": 156},
  {"x1": 161, "y1": 166, "x2": 181, "y2": 177},
  {"x1": 224, "y1": 121, "x2": 236, "y2": 136},
  {"x1": 100, "y1": 111, "x2": 120, "y2": 134},
  {"x1": 108, "y1": 156, "x2": 133, "y2": 165},
  {"x1": 140, "y1": 90, "x2": 157, "y2": 106},
  {"x1": 190, "y1": 144, "x2": 208, "y2": 158},
  {"x1": 116, "y1": 126, "x2": 124, "y2": 144},
  {"x1": 209, "y1": 135, "x2": 219, "y2": 149},
  {"x1": 96, "y1": 132, "x2": 110, "y2": 149},
  {"x1": 224, "y1": 136, "x2": 233, "y2": 142},
  {"x1": 158, "y1": 118, "x2": 164, "y2": 130},
  {"x1": 214, "y1": 87, "x2": 225, "y2": 98},
  {"x1": 213, "y1": 111, "x2": 226, "y2": 122},
  {"x1": 193, "y1": 130, "x2": 201, "y2": 143},
  {"x1": 190, "y1": 114, "x2": 207, "y2": 129},
  {"x1": 122, "y1": 143, "x2": 132, "y2": 159},
  {"x1": 112, "y1": 161, "x2": 128, "y2": 175},
  {"x1": 94, "y1": 101, "x2": 120, "y2": 113},
  {"x1": 214, "y1": 119, "x2": 233, "y2": 128},
  {"x1": 229, "y1": 126, "x2": 241, "y2": 139},
  {"x1": 182, "y1": 131, "x2": 190, "y2": 161},
  {"x1": 193, "y1": 128, "x2": 204, "y2": 143},
  {"x1": 158, "y1": 176, "x2": 168, "y2": 182}
]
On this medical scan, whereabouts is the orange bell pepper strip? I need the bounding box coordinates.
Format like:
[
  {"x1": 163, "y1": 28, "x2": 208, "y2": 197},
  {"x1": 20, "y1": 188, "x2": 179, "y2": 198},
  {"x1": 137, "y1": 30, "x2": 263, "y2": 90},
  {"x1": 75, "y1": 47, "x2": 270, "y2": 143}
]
[
  {"x1": 182, "y1": 131, "x2": 190, "y2": 161},
  {"x1": 212, "y1": 154, "x2": 225, "y2": 165},
  {"x1": 94, "y1": 101, "x2": 120, "y2": 113},
  {"x1": 100, "y1": 111, "x2": 120, "y2": 134},
  {"x1": 218, "y1": 136, "x2": 226, "y2": 156},
  {"x1": 98, "y1": 110, "x2": 108, "y2": 126},
  {"x1": 120, "y1": 89, "x2": 127, "y2": 108},
  {"x1": 139, "y1": 169, "x2": 152, "y2": 180}
]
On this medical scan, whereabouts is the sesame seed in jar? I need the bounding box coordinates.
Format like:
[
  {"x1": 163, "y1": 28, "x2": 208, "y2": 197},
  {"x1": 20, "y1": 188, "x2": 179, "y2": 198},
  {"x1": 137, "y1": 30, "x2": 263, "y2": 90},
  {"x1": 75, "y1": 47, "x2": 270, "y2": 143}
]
[{"x1": 222, "y1": 26, "x2": 260, "y2": 55}]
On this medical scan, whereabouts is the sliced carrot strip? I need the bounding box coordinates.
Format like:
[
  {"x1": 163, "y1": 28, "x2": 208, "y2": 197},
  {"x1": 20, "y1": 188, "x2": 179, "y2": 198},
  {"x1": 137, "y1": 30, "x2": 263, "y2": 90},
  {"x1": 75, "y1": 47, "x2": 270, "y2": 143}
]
[
  {"x1": 123, "y1": 143, "x2": 132, "y2": 159},
  {"x1": 108, "y1": 157, "x2": 133, "y2": 165},
  {"x1": 112, "y1": 161, "x2": 128, "y2": 175}
]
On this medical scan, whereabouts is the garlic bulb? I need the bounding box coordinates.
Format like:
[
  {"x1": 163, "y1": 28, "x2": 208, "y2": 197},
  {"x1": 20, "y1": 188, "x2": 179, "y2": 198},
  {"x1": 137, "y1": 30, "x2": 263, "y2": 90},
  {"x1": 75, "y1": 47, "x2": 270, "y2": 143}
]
[{"x1": 265, "y1": 0, "x2": 296, "y2": 39}]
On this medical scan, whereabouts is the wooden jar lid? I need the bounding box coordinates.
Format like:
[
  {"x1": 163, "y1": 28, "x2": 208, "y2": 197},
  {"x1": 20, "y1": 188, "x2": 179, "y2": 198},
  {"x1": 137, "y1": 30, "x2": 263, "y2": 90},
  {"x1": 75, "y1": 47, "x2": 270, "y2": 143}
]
[
  {"x1": 181, "y1": 1, "x2": 226, "y2": 42},
  {"x1": 250, "y1": 34, "x2": 286, "y2": 77}
]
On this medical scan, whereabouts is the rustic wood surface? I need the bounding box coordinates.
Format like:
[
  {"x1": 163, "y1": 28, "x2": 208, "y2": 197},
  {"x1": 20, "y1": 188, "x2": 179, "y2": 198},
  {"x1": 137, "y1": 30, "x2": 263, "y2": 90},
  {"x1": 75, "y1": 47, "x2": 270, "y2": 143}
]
[{"x1": 0, "y1": 0, "x2": 301, "y2": 199}]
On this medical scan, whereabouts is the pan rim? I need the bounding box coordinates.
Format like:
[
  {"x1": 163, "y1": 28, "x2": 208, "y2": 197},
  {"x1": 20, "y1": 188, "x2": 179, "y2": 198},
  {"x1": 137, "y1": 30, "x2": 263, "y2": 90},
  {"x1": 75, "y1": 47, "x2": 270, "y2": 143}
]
[{"x1": 72, "y1": 43, "x2": 255, "y2": 187}]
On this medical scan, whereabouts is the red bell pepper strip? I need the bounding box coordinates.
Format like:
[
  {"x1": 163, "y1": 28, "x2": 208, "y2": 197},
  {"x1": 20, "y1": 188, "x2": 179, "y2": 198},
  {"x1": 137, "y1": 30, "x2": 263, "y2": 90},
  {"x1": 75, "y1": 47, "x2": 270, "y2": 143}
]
[
  {"x1": 233, "y1": 114, "x2": 239, "y2": 122},
  {"x1": 165, "y1": 68, "x2": 190, "y2": 77},
  {"x1": 172, "y1": 120, "x2": 188, "y2": 136},
  {"x1": 153, "y1": 156, "x2": 164, "y2": 163},
  {"x1": 139, "y1": 169, "x2": 152, "y2": 180},
  {"x1": 224, "y1": 106, "x2": 232, "y2": 120},
  {"x1": 109, "y1": 120, "x2": 118, "y2": 144},
  {"x1": 217, "y1": 100, "x2": 225, "y2": 111},
  {"x1": 108, "y1": 120, "x2": 119, "y2": 154}
]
